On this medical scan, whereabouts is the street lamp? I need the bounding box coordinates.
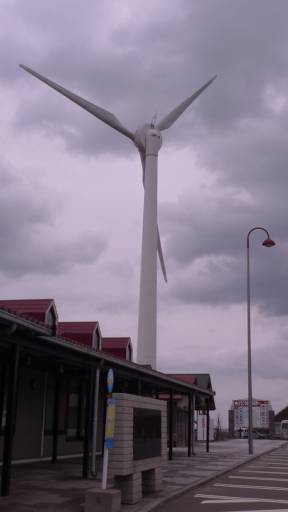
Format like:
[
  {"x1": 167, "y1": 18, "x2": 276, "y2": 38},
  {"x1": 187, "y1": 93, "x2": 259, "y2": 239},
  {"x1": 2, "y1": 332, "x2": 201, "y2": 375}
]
[{"x1": 246, "y1": 227, "x2": 275, "y2": 455}]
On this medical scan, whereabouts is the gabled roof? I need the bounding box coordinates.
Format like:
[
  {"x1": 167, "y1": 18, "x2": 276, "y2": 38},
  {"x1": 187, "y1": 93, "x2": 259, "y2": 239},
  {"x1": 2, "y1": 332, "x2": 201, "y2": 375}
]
[
  {"x1": 102, "y1": 337, "x2": 132, "y2": 361},
  {"x1": 0, "y1": 305, "x2": 215, "y2": 406},
  {"x1": 102, "y1": 337, "x2": 131, "y2": 349},
  {"x1": 0, "y1": 299, "x2": 58, "y2": 327},
  {"x1": 58, "y1": 321, "x2": 100, "y2": 349},
  {"x1": 58, "y1": 322, "x2": 99, "y2": 334},
  {"x1": 168, "y1": 373, "x2": 215, "y2": 408},
  {"x1": 168, "y1": 374, "x2": 198, "y2": 386},
  {"x1": 169, "y1": 373, "x2": 212, "y2": 390}
]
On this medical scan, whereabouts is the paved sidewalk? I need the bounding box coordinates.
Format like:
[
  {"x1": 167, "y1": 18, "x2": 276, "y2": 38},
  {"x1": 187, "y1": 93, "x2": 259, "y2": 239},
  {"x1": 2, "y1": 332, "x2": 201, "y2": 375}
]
[
  {"x1": 0, "y1": 439, "x2": 285, "y2": 511},
  {"x1": 122, "y1": 439, "x2": 286, "y2": 512}
]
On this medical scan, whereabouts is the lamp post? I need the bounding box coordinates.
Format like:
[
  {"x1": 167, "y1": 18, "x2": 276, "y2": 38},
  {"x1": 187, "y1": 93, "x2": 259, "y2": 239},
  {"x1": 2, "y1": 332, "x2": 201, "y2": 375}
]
[{"x1": 246, "y1": 227, "x2": 275, "y2": 455}]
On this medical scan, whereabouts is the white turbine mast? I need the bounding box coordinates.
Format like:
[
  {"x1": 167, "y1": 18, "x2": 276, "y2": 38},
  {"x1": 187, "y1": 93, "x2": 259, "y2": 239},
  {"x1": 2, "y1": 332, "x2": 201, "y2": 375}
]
[{"x1": 20, "y1": 64, "x2": 216, "y2": 369}]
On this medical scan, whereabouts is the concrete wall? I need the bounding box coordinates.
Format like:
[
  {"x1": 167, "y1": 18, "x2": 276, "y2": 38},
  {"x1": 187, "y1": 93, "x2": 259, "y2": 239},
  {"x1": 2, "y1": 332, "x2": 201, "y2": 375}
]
[{"x1": 109, "y1": 393, "x2": 167, "y2": 477}]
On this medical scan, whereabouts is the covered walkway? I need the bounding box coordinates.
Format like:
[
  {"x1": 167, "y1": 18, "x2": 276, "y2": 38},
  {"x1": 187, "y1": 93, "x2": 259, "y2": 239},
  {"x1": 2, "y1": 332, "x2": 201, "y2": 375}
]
[
  {"x1": 0, "y1": 303, "x2": 215, "y2": 497},
  {"x1": 0, "y1": 440, "x2": 285, "y2": 511}
]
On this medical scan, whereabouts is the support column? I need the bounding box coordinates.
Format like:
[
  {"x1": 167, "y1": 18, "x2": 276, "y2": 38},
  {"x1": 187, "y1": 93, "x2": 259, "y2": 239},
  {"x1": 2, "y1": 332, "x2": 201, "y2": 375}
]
[
  {"x1": 137, "y1": 379, "x2": 142, "y2": 396},
  {"x1": 206, "y1": 401, "x2": 210, "y2": 453},
  {"x1": 191, "y1": 394, "x2": 196, "y2": 455},
  {"x1": 91, "y1": 366, "x2": 101, "y2": 475},
  {"x1": 1, "y1": 344, "x2": 20, "y2": 496},
  {"x1": 52, "y1": 370, "x2": 60, "y2": 463},
  {"x1": 188, "y1": 394, "x2": 192, "y2": 457},
  {"x1": 168, "y1": 389, "x2": 173, "y2": 461},
  {"x1": 82, "y1": 367, "x2": 95, "y2": 479}
]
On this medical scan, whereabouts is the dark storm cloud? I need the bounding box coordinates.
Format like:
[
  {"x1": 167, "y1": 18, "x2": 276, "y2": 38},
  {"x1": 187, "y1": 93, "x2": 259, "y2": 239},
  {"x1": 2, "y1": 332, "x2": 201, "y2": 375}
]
[
  {"x1": 252, "y1": 334, "x2": 288, "y2": 380},
  {"x1": 6, "y1": 0, "x2": 288, "y2": 159},
  {"x1": 1, "y1": 232, "x2": 108, "y2": 277},
  {"x1": 2, "y1": 0, "x2": 288, "y2": 316},
  {"x1": 162, "y1": 186, "x2": 287, "y2": 316},
  {"x1": 0, "y1": 159, "x2": 108, "y2": 277}
]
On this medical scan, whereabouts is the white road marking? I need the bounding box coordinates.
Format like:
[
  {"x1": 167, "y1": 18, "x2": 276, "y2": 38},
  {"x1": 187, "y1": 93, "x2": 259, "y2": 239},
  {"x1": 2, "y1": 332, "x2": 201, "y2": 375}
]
[
  {"x1": 196, "y1": 493, "x2": 288, "y2": 505},
  {"x1": 264, "y1": 457, "x2": 288, "y2": 461},
  {"x1": 215, "y1": 483, "x2": 288, "y2": 492},
  {"x1": 251, "y1": 464, "x2": 288, "y2": 468},
  {"x1": 239, "y1": 470, "x2": 288, "y2": 475},
  {"x1": 201, "y1": 499, "x2": 260, "y2": 504},
  {"x1": 229, "y1": 475, "x2": 288, "y2": 482}
]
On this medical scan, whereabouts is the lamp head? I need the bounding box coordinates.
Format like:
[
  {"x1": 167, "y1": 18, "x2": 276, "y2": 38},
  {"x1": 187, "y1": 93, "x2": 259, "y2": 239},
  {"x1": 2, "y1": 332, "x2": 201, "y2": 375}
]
[{"x1": 262, "y1": 238, "x2": 276, "y2": 248}]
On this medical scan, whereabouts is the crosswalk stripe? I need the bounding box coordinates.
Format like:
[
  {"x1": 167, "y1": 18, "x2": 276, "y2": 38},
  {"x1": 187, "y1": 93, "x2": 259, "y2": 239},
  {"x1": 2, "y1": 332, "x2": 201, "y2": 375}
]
[
  {"x1": 261, "y1": 463, "x2": 288, "y2": 466},
  {"x1": 239, "y1": 469, "x2": 288, "y2": 475},
  {"x1": 196, "y1": 492, "x2": 288, "y2": 505},
  {"x1": 215, "y1": 483, "x2": 288, "y2": 492},
  {"x1": 208, "y1": 510, "x2": 288, "y2": 512},
  {"x1": 229, "y1": 475, "x2": 288, "y2": 482}
]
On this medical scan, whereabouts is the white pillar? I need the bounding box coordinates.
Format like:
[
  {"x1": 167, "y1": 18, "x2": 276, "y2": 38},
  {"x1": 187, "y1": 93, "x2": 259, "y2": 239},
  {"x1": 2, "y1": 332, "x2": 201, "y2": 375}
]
[{"x1": 137, "y1": 129, "x2": 162, "y2": 369}]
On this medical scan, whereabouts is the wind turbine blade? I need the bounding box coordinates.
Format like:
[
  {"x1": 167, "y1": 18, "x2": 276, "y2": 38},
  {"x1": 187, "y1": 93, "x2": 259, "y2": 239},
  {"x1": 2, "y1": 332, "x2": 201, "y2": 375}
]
[
  {"x1": 139, "y1": 150, "x2": 167, "y2": 282},
  {"x1": 157, "y1": 228, "x2": 167, "y2": 283},
  {"x1": 139, "y1": 149, "x2": 146, "y2": 185},
  {"x1": 19, "y1": 64, "x2": 134, "y2": 141},
  {"x1": 157, "y1": 75, "x2": 217, "y2": 131}
]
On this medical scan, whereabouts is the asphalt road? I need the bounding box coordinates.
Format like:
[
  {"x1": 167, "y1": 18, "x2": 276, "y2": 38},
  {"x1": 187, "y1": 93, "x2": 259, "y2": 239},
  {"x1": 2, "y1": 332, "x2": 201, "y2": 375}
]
[{"x1": 155, "y1": 444, "x2": 288, "y2": 512}]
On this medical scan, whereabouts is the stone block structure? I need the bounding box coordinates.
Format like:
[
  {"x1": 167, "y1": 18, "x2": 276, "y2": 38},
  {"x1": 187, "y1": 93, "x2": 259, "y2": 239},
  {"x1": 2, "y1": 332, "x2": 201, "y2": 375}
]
[{"x1": 109, "y1": 393, "x2": 167, "y2": 504}]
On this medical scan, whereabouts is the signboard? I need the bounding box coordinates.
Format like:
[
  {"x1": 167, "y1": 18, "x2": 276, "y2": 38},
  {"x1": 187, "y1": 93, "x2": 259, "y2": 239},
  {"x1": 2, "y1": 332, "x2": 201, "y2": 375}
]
[
  {"x1": 105, "y1": 397, "x2": 116, "y2": 449},
  {"x1": 133, "y1": 408, "x2": 161, "y2": 460},
  {"x1": 233, "y1": 399, "x2": 269, "y2": 408},
  {"x1": 107, "y1": 368, "x2": 114, "y2": 394}
]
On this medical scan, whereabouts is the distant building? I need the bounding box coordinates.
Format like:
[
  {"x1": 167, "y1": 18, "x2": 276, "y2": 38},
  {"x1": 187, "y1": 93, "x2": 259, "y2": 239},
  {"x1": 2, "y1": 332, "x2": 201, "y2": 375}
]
[
  {"x1": 274, "y1": 406, "x2": 288, "y2": 437},
  {"x1": 228, "y1": 398, "x2": 274, "y2": 436}
]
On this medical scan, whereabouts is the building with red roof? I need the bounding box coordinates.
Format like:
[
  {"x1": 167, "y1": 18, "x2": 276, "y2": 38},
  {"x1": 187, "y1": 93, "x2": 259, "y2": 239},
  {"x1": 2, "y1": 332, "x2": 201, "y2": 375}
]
[
  {"x1": 102, "y1": 337, "x2": 133, "y2": 361},
  {"x1": 0, "y1": 299, "x2": 58, "y2": 332},
  {"x1": 0, "y1": 296, "x2": 215, "y2": 497},
  {"x1": 58, "y1": 321, "x2": 102, "y2": 350}
]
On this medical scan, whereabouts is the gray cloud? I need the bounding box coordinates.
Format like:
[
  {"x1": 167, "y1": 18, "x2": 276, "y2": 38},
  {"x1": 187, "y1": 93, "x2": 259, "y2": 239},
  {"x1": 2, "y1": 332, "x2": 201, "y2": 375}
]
[
  {"x1": 2, "y1": 0, "x2": 288, "y2": 420},
  {"x1": 0, "y1": 159, "x2": 107, "y2": 277},
  {"x1": 161, "y1": 185, "x2": 286, "y2": 316},
  {"x1": 2, "y1": 0, "x2": 287, "y2": 313}
]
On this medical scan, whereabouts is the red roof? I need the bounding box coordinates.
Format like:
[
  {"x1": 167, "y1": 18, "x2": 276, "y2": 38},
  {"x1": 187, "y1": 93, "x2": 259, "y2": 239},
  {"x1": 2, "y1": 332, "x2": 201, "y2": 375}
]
[
  {"x1": 168, "y1": 374, "x2": 198, "y2": 386},
  {"x1": 0, "y1": 299, "x2": 57, "y2": 326},
  {"x1": 102, "y1": 337, "x2": 130, "y2": 349},
  {"x1": 58, "y1": 321, "x2": 100, "y2": 349},
  {"x1": 102, "y1": 337, "x2": 132, "y2": 361}
]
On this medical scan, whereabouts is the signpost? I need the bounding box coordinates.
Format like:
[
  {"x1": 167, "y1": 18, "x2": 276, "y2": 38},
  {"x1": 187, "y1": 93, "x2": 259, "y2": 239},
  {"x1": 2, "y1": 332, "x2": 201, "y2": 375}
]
[{"x1": 102, "y1": 369, "x2": 116, "y2": 490}]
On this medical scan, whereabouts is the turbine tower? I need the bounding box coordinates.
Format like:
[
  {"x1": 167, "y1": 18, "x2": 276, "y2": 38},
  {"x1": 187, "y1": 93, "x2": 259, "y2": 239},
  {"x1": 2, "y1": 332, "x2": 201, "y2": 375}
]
[{"x1": 20, "y1": 64, "x2": 216, "y2": 369}]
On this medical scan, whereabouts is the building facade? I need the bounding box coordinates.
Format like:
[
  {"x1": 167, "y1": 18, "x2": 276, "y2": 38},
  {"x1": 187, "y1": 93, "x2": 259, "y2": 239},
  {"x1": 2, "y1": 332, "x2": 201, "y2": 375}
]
[
  {"x1": 0, "y1": 298, "x2": 215, "y2": 497},
  {"x1": 228, "y1": 398, "x2": 274, "y2": 436}
]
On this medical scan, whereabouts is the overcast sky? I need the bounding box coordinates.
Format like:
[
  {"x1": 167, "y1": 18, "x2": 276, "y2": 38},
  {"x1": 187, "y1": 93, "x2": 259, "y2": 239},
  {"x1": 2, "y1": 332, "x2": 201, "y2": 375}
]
[{"x1": 1, "y1": 0, "x2": 288, "y2": 426}]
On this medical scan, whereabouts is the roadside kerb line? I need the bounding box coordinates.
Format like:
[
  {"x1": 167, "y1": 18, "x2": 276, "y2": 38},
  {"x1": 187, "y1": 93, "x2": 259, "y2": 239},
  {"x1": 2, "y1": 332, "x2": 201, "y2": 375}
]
[{"x1": 135, "y1": 443, "x2": 288, "y2": 512}]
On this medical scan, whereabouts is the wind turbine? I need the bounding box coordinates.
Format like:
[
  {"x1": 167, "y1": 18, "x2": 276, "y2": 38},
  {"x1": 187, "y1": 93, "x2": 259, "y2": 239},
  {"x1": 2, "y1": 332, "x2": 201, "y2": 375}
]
[{"x1": 20, "y1": 64, "x2": 216, "y2": 369}]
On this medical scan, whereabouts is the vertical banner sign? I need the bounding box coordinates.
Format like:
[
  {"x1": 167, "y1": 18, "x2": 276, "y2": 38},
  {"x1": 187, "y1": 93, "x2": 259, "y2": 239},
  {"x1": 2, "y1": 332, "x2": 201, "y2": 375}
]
[
  {"x1": 107, "y1": 368, "x2": 114, "y2": 394},
  {"x1": 105, "y1": 398, "x2": 116, "y2": 448},
  {"x1": 102, "y1": 368, "x2": 115, "y2": 490}
]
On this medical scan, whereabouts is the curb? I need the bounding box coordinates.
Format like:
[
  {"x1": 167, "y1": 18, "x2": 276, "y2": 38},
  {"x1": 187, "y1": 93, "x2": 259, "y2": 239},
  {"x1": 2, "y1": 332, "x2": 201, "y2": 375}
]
[{"x1": 136, "y1": 442, "x2": 288, "y2": 512}]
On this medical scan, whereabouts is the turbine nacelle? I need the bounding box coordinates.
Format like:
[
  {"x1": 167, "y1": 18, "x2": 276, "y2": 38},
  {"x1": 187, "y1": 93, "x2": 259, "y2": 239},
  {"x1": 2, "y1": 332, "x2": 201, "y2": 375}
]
[{"x1": 134, "y1": 124, "x2": 162, "y2": 153}]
